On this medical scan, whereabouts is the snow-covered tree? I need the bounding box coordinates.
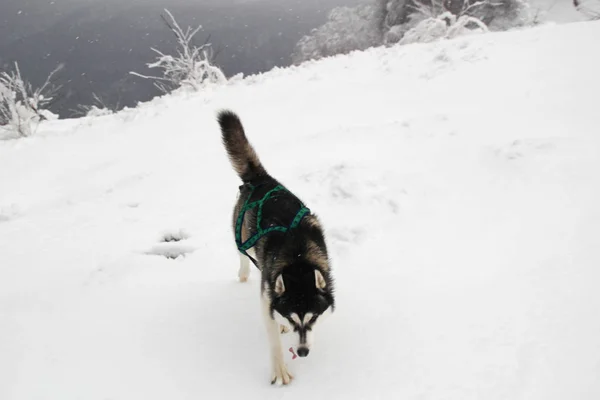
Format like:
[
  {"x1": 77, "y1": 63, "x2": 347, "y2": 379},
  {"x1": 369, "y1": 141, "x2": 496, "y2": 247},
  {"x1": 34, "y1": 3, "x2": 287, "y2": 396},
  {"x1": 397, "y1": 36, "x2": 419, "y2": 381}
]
[
  {"x1": 377, "y1": 0, "x2": 411, "y2": 34},
  {"x1": 0, "y1": 62, "x2": 62, "y2": 138},
  {"x1": 292, "y1": 4, "x2": 383, "y2": 65},
  {"x1": 130, "y1": 9, "x2": 226, "y2": 94}
]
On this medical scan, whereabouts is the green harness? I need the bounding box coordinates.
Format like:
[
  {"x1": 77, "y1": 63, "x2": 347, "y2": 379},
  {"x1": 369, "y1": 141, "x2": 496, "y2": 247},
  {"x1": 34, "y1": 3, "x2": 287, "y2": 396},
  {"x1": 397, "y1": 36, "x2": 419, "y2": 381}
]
[{"x1": 235, "y1": 183, "x2": 310, "y2": 269}]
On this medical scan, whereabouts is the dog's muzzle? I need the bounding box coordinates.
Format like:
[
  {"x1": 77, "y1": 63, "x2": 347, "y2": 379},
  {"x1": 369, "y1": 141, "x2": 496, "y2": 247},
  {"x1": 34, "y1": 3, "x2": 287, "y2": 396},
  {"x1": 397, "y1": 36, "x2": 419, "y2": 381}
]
[{"x1": 297, "y1": 347, "x2": 310, "y2": 357}]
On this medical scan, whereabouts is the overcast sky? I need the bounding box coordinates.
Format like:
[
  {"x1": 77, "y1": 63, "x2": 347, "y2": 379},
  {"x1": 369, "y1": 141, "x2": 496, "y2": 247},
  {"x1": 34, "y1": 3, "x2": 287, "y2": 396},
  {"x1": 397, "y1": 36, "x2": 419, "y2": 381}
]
[{"x1": 1, "y1": 0, "x2": 361, "y2": 40}]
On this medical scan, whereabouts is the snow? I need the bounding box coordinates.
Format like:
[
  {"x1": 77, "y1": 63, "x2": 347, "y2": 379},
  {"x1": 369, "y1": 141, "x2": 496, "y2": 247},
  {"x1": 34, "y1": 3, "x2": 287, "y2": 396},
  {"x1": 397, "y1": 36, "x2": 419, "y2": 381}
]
[{"x1": 2, "y1": 20, "x2": 600, "y2": 400}]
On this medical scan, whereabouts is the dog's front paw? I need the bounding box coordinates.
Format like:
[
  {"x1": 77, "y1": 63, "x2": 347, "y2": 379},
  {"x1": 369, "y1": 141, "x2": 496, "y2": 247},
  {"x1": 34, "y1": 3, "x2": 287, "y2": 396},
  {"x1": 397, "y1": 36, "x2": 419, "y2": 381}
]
[
  {"x1": 238, "y1": 254, "x2": 250, "y2": 282},
  {"x1": 271, "y1": 361, "x2": 293, "y2": 385}
]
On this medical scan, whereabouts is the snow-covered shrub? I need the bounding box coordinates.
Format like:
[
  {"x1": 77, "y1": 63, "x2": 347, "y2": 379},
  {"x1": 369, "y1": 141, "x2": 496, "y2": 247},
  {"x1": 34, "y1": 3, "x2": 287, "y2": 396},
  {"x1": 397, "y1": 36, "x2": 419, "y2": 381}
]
[
  {"x1": 574, "y1": 0, "x2": 600, "y2": 20},
  {"x1": 72, "y1": 93, "x2": 117, "y2": 118},
  {"x1": 130, "y1": 9, "x2": 226, "y2": 94},
  {"x1": 292, "y1": 4, "x2": 382, "y2": 65},
  {"x1": 399, "y1": 7, "x2": 489, "y2": 45},
  {"x1": 293, "y1": 0, "x2": 529, "y2": 64},
  {"x1": 380, "y1": 0, "x2": 529, "y2": 44},
  {"x1": 0, "y1": 62, "x2": 62, "y2": 139},
  {"x1": 84, "y1": 106, "x2": 113, "y2": 118},
  {"x1": 468, "y1": 0, "x2": 531, "y2": 30}
]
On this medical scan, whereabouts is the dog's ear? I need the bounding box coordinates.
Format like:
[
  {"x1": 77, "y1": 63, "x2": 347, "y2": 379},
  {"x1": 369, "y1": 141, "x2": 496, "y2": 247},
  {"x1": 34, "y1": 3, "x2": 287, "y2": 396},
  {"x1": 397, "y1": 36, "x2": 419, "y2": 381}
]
[
  {"x1": 274, "y1": 274, "x2": 285, "y2": 296},
  {"x1": 315, "y1": 269, "x2": 327, "y2": 290}
]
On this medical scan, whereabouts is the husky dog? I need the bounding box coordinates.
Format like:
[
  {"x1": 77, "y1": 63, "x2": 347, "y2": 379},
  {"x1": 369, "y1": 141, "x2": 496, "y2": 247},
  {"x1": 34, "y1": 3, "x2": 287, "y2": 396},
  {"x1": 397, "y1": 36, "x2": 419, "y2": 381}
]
[{"x1": 217, "y1": 110, "x2": 335, "y2": 385}]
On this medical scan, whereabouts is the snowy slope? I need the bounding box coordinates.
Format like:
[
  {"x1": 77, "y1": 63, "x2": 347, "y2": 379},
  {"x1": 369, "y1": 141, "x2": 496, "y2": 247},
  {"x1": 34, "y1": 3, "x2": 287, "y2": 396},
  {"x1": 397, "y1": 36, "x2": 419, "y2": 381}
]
[{"x1": 1, "y1": 21, "x2": 600, "y2": 400}]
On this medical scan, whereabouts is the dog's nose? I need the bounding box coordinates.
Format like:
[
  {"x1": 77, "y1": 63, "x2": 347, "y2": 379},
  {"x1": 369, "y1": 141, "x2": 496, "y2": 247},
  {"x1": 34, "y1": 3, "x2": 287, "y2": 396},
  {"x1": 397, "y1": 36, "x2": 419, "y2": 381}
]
[{"x1": 297, "y1": 347, "x2": 309, "y2": 357}]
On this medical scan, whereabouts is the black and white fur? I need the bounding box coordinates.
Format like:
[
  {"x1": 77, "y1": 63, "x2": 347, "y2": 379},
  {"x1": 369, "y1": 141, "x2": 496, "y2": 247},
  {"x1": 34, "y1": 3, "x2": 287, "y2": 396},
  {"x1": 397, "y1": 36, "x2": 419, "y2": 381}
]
[{"x1": 218, "y1": 110, "x2": 335, "y2": 385}]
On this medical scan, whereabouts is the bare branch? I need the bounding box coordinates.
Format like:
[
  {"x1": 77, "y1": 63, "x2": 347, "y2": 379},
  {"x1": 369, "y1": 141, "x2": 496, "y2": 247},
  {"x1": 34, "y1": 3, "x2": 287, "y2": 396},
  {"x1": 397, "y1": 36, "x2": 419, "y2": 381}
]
[
  {"x1": 129, "y1": 71, "x2": 174, "y2": 82},
  {"x1": 574, "y1": 0, "x2": 600, "y2": 19},
  {"x1": 130, "y1": 8, "x2": 226, "y2": 94}
]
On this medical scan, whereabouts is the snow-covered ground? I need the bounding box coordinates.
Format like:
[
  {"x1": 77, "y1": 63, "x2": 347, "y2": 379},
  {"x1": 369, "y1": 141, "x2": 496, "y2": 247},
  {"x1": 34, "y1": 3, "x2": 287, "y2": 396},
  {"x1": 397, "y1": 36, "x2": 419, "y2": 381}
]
[{"x1": 2, "y1": 20, "x2": 600, "y2": 400}]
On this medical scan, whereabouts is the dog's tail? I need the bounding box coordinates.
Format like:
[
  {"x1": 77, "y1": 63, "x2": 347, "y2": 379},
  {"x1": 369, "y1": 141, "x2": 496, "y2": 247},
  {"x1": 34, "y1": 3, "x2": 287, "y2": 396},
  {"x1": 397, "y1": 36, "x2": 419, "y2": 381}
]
[{"x1": 218, "y1": 110, "x2": 268, "y2": 182}]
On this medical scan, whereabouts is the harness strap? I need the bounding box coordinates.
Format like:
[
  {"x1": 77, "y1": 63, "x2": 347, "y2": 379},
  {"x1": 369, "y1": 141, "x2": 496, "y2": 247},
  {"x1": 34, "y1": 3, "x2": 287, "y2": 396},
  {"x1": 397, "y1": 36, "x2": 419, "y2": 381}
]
[{"x1": 235, "y1": 183, "x2": 310, "y2": 269}]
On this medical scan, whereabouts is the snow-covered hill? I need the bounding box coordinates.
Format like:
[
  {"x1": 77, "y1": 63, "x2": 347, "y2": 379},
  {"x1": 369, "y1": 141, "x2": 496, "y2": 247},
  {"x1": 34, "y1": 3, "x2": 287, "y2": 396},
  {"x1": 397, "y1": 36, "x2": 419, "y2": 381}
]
[{"x1": 1, "y1": 20, "x2": 599, "y2": 400}]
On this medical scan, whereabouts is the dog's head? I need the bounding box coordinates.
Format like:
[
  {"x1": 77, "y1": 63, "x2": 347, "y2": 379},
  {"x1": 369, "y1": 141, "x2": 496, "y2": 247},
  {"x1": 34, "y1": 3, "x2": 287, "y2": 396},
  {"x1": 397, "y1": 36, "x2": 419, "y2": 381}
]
[{"x1": 269, "y1": 263, "x2": 335, "y2": 357}]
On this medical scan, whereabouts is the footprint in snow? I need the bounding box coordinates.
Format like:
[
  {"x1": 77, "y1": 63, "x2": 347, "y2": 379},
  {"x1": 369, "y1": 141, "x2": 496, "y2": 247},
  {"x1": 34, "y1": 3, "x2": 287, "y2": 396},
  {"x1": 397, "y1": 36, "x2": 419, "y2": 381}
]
[
  {"x1": 145, "y1": 229, "x2": 197, "y2": 259},
  {"x1": 0, "y1": 204, "x2": 21, "y2": 223},
  {"x1": 330, "y1": 228, "x2": 365, "y2": 246},
  {"x1": 495, "y1": 139, "x2": 555, "y2": 161}
]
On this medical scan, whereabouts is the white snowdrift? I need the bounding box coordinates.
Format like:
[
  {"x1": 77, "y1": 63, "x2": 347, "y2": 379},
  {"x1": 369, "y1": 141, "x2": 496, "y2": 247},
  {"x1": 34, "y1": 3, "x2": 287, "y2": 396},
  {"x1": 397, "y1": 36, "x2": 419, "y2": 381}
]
[{"x1": 1, "y1": 21, "x2": 600, "y2": 400}]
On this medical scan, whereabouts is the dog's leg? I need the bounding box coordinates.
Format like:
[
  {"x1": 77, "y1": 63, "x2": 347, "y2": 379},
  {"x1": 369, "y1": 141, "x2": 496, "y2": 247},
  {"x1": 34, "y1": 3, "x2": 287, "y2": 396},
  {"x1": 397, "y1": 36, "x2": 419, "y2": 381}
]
[
  {"x1": 238, "y1": 248, "x2": 258, "y2": 282},
  {"x1": 238, "y1": 253, "x2": 250, "y2": 282},
  {"x1": 261, "y1": 292, "x2": 293, "y2": 385}
]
